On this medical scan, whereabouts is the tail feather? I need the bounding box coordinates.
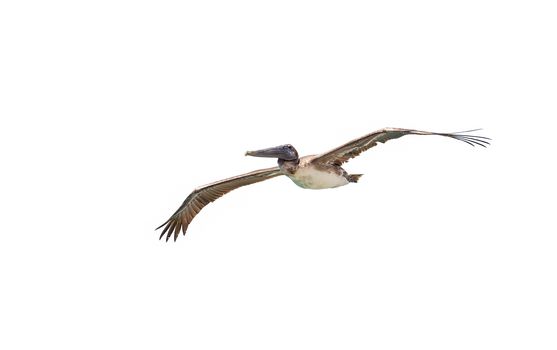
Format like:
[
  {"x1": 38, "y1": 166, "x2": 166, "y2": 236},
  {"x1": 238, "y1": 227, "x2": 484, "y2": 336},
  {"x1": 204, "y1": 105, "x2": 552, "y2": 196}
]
[{"x1": 348, "y1": 174, "x2": 363, "y2": 183}]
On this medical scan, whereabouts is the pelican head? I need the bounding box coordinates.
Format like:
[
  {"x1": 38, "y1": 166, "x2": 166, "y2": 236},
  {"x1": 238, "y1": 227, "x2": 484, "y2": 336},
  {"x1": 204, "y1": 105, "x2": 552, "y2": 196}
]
[{"x1": 245, "y1": 144, "x2": 299, "y2": 161}]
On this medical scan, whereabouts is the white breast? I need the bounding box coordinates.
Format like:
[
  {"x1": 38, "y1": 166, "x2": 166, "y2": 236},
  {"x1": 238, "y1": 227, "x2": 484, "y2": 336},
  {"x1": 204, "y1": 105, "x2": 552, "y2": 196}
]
[{"x1": 287, "y1": 167, "x2": 349, "y2": 189}]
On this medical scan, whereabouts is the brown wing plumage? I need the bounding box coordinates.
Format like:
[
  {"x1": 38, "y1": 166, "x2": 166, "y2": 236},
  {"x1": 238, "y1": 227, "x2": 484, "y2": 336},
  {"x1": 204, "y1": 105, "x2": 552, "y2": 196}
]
[
  {"x1": 311, "y1": 127, "x2": 490, "y2": 166},
  {"x1": 157, "y1": 167, "x2": 282, "y2": 241}
]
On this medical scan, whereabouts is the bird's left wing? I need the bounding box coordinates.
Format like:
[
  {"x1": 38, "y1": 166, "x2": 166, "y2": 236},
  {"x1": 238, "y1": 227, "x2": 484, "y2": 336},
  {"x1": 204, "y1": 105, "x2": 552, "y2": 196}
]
[
  {"x1": 311, "y1": 127, "x2": 490, "y2": 166},
  {"x1": 157, "y1": 167, "x2": 282, "y2": 241}
]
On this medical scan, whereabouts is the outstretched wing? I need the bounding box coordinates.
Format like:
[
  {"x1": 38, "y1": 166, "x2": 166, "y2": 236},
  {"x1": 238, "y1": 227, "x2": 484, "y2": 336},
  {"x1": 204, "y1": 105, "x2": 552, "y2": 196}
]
[
  {"x1": 157, "y1": 167, "x2": 282, "y2": 241},
  {"x1": 312, "y1": 127, "x2": 490, "y2": 166}
]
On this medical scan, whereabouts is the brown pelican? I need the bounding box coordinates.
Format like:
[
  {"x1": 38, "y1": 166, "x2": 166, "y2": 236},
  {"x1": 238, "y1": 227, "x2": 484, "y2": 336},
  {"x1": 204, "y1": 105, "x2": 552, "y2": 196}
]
[{"x1": 157, "y1": 127, "x2": 490, "y2": 241}]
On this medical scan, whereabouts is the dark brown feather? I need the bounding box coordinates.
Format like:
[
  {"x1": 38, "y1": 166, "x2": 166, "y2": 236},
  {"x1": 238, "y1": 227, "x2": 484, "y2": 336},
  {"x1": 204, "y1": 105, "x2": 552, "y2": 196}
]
[
  {"x1": 311, "y1": 127, "x2": 490, "y2": 166},
  {"x1": 157, "y1": 167, "x2": 282, "y2": 241}
]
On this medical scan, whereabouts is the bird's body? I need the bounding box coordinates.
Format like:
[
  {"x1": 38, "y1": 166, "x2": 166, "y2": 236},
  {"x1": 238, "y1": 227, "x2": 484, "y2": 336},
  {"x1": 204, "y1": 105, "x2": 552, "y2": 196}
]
[
  {"x1": 279, "y1": 156, "x2": 353, "y2": 189},
  {"x1": 157, "y1": 127, "x2": 490, "y2": 241}
]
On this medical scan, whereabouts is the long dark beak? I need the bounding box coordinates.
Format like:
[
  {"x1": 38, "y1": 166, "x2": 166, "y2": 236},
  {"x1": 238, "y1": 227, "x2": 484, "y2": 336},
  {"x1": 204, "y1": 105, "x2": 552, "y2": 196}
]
[{"x1": 245, "y1": 146, "x2": 285, "y2": 158}]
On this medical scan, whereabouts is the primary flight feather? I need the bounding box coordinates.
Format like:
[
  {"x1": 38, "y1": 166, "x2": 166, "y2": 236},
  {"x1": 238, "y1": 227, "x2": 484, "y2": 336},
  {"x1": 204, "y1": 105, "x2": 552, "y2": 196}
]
[{"x1": 157, "y1": 127, "x2": 490, "y2": 241}]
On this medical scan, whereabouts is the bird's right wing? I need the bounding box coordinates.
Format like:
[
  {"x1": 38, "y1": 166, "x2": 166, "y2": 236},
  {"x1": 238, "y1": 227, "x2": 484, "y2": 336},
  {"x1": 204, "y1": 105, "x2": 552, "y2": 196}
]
[{"x1": 157, "y1": 167, "x2": 282, "y2": 241}]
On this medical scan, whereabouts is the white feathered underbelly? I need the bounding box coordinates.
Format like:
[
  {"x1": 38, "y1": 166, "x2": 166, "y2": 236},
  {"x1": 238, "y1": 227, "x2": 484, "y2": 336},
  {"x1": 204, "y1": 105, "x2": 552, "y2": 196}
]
[{"x1": 287, "y1": 167, "x2": 349, "y2": 189}]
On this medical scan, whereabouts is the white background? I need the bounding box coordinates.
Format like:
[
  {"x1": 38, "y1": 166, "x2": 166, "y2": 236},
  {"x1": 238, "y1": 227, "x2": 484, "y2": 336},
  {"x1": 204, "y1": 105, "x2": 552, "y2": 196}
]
[{"x1": 1, "y1": 1, "x2": 556, "y2": 349}]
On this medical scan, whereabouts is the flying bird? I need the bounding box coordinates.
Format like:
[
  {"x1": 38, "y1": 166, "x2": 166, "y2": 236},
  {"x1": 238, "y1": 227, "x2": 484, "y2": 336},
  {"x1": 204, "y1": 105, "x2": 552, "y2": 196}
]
[{"x1": 157, "y1": 127, "x2": 490, "y2": 241}]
